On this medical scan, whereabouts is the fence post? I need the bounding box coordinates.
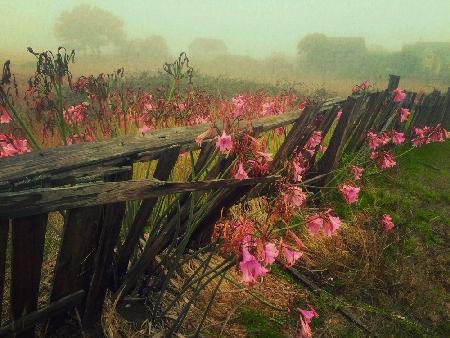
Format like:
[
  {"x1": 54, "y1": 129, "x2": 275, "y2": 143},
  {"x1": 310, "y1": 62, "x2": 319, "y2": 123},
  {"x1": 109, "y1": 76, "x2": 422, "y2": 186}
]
[
  {"x1": 387, "y1": 74, "x2": 400, "y2": 91},
  {"x1": 0, "y1": 218, "x2": 9, "y2": 326},
  {"x1": 48, "y1": 206, "x2": 103, "y2": 330},
  {"x1": 82, "y1": 169, "x2": 132, "y2": 328},
  {"x1": 10, "y1": 214, "x2": 48, "y2": 338},
  {"x1": 315, "y1": 96, "x2": 358, "y2": 187},
  {"x1": 116, "y1": 148, "x2": 180, "y2": 281},
  {"x1": 442, "y1": 87, "x2": 450, "y2": 130}
]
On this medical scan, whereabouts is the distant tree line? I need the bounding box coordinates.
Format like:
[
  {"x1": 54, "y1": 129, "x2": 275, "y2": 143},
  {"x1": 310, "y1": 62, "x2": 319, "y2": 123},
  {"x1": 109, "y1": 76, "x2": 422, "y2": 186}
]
[{"x1": 54, "y1": 5, "x2": 450, "y2": 81}]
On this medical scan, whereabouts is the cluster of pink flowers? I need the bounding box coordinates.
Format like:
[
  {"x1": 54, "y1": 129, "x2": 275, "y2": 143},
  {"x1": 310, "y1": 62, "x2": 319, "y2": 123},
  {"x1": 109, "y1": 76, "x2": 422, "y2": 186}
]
[
  {"x1": 306, "y1": 209, "x2": 342, "y2": 237},
  {"x1": 0, "y1": 133, "x2": 30, "y2": 157},
  {"x1": 411, "y1": 124, "x2": 450, "y2": 147},
  {"x1": 366, "y1": 129, "x2": 406, "y2": 170},
  {"x1": 63, "y1": 103, "x2": 88, "y2": 126}
]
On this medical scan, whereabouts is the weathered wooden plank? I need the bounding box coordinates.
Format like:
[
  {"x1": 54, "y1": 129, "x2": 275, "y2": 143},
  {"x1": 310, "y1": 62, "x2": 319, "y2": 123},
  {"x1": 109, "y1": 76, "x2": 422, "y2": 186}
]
[
  {"x1": 47, "y1": 206, "x2": 103, "y2": 330},
  {"x1": 0, "y1": 177, "x2": 280, "y2": 218},
  {"x1": 0, "y1": 218, "x2": 8, "y2": 326},
  {"x1": 116, "y1": 147, "x2": 180, "y2": 280},
  {"x1": 0, "y1": 98, "x2": 344, "y2": 188},
  {"x1": 81, "y1": 170, "x2": 131, "y2": 327},
  {"x1": 10, "y1": 214, "x2": 48, "y2": 338},
  {"x1": 0, "y1": 290, "x2": 85, "y2": 337},
  {"x1": 315, "y1": 96, "x2": 358, "y2": 187}
]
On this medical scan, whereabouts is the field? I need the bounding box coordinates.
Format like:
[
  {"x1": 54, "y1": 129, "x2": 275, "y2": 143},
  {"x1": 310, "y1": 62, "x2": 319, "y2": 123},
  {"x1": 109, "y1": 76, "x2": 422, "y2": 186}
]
[{"x1": 0, "y1": 49, "x2": 449, "y2": 338}]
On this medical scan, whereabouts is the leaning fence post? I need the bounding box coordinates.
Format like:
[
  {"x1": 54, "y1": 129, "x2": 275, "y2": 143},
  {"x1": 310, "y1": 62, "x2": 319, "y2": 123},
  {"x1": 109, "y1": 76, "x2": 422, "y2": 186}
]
[
  {"x1": 82, "y1": 169, "x2": 132, "y2": 328},
  {"x1": 116, "y1": 147, "x2": 180, "y2": 281},
  {"x1": 10, "y1": 214, "x2": 48, "y2": 338},
  {"x1": 315, "y1": 96, "x2": 358, "y2": 187}
]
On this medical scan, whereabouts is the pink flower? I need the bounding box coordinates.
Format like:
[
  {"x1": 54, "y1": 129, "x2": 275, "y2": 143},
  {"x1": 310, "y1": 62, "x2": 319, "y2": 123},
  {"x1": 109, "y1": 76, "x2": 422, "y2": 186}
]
[
  {"x1": 379, "y1": 151, "x2": 396, "y2": 169},
  {"x1": 339, "y1": 184, "x2": 360, "y2": 204},
  {"x1": 393, "y1": 88, "x2": 406, "y2": 103},
  {"x1": 281, "y1": 243, "x2": 302, "y2": 267},
  {"x1": 305, "y1": 131, "x2": 322, "y2": 149},
  {"x1": 263, "y1": 242, "x2": 279, "y2": 265},
  {"x1": 0, "y1": 134, "x2": 30, "y2": 157},
  {"x1": 283, "y1": 186, "x2": 307, "y2": 209},
  {"x1": 232, "y1": 95, "x2": 246, "y2": 117},
  {"x1": 382, "y1": 214, "x2": 394, "y2": 232},
  {"x1": 399, "y1": 108, "x2": 410, "y2": 123},
  {"x1": 234, "y1": 162, "x2": 249, "y2": 180},
  {"x1": 216, "y1": 130, "x2": 233, "y2": 153},
  {"x1": 292, "y1": 159, "x2": 306, "y2": 182},
  {"x1": 139, "y1": 124, "x2": 152, "y2": 136},
  {"x1": 0, "y1": 105, "x2": 11, "y2": 124},
  {"x1": 296, "y1": 307, "x2": 319, "y2": 338},
  {"x1": 239, "y1": 246, "x2": 269, "y2": 285},
  {"x1": 306, "y1": 210, "x2": 341, "y2": 237},
  {"x1": 63, "y1": 104, "x2": 87, "y2": 126},
  {"x1": 195, "y1": 128, "x2": 214, "y2": 146},
  {"x1": 336, "y1": 110, "x2": 343, "y2": 120},
  {"x1": 323, "y1": 212, "x2": 342, "y2": 236},
  {"x1": 306, "y1": 216, "x2": 323, "y2": 235},
  {"x1": 351, "y1": 165, "x2": 364, "y2": 180},
  {"x1": 391, "y1": 130, "x2": 405, "y2": 145}
]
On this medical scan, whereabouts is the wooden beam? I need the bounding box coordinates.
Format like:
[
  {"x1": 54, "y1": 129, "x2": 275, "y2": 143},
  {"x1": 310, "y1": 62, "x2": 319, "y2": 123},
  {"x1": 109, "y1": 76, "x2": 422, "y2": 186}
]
[
  {"x1": 0, "y1": 176, "x2": 280, "y2": 218},
  {"x1": 0, "y1": 98, "x2": 344, "y2": 188}
]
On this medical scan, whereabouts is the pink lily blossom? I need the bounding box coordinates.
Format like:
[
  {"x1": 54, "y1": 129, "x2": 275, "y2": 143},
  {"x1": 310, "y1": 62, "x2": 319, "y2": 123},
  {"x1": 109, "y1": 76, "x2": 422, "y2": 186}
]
[
  {"x1": 234, "y1": 162, "x2": 249, "y2": 180},
  {"x1": 295, "y1": 306, "x2": 319, "y2": 338},
  {"x1": 239, "y1": 246, "x2": 269, "y2": 285},
  {"x1": 339, "y1": 184, "x2": 360, "y2": 204},
  {"x1": 281, "y1": 242, "x2": 302, "y2": 267},
  {"x1": 351, "y1": 165, "x2": 364, "y2": 180},
  {"x1": 379, "y1": 151, "x2": 396, "y2": 169},
  {"x1": 393, "y1": 88, "x2": 406, "y2": 103},
  {"x1": 382, "y1": 214, "x2": 395, "y2": 232},
  {"x1": 263, "y1": 242, "x2": 279, "y2": 265},
  {"x1": 392, "y1": 130, "x2": 405, "y2": 145},
  {"x1": 399, "y1": 108, "x2": 410, "y2": 123},
  {"x1": 216, "y1": 130, "x2": 233, "y2": 153}
]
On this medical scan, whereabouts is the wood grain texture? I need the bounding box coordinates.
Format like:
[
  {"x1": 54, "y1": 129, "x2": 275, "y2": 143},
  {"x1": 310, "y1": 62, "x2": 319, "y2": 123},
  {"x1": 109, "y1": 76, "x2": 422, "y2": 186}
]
[
  {"x1": 10, "y1": 214, "x2": 48, "y2": 338},
  {"x1": 0, "y1": 177, "x2": 280, "y2": 218}
]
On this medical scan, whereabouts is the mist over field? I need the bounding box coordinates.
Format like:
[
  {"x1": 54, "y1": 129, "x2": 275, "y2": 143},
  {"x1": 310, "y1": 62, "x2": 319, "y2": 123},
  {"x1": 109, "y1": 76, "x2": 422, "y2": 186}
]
[{"x1": 1, "y1": 0, "x2": 450, "y2": 91}]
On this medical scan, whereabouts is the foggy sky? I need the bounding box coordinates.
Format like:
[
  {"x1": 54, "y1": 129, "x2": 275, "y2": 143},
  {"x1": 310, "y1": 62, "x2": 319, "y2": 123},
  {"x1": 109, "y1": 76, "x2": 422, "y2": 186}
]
[{"x1": 1, "y1": 0, "x2": 449, "y2": 57}]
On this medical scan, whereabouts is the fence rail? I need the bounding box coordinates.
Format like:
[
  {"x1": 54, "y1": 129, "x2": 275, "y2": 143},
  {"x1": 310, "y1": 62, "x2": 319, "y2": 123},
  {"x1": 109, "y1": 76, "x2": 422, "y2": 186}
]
[{"x1": 0, "y1": 75, "x2": 449, "y2": 337}]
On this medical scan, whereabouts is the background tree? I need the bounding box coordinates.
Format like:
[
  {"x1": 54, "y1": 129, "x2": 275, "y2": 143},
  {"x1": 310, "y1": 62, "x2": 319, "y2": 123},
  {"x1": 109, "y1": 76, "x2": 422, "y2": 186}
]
[{"x1": 54, "y1": 5, "x2": 127, "y2": 54}]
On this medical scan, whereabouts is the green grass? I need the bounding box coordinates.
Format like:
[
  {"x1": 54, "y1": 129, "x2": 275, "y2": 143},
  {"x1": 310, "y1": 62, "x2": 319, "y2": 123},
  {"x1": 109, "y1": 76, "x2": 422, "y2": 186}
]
[{"x1": 237, "y1": 141, "x2": 450, "y2": 337}]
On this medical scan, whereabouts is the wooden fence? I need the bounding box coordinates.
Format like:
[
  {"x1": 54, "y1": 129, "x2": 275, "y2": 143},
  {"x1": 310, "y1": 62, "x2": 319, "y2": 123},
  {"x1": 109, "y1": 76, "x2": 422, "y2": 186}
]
[{"x1": 0, "y1": 75, "x2": 449, "y2": 337}]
